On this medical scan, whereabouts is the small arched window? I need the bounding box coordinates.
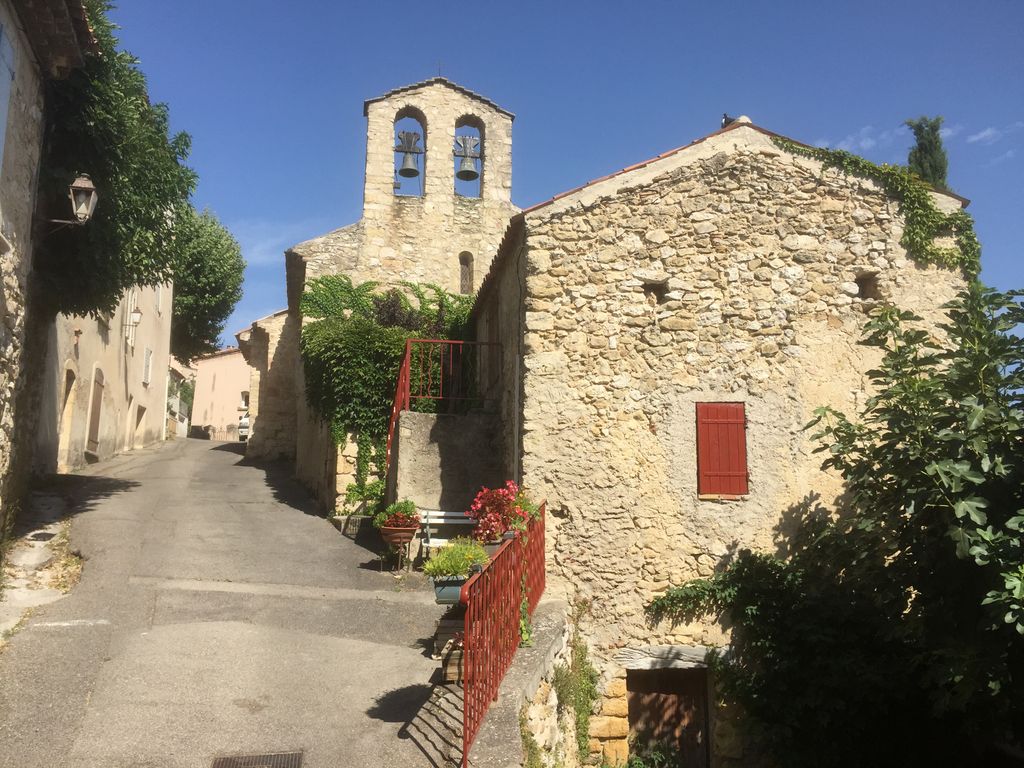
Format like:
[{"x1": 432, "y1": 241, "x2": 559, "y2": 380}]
[
  {"x1": 454, "y1": 115, "x2": 484, "y2": 198},
  {"x1": 394, "y1": 106, "x2": 427, "y2": 197},
  {"x1": 459, "y1": 252, "x2": 474, "y2": 294}
]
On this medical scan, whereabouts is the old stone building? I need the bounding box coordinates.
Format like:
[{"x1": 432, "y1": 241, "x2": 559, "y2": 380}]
[
  {"x1": 472, "y1": 117, "x2": 966, "y2": 766},
  {"x1": 0, "y1": 0, "x2": 94, "y2": 533},
  {"x1": 240, "y1": 78, "x2": 518, "y2": 507}
]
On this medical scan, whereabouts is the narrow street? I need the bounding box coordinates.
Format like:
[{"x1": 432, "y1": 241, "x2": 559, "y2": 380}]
[{"x1": 0, "y1": 439, "x2": 458, "y2": 768}]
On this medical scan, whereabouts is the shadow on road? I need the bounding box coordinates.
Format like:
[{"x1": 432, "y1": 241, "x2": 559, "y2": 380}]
[
  {"x1": 207, "y1": 441, "x2": 323, "y2": 519},
  {"x1": 368, "y1": 683, "x2": 462, "y2": 767},
  {"x1": 17, "y1": 474, "x2": 140, "y2": 535}
]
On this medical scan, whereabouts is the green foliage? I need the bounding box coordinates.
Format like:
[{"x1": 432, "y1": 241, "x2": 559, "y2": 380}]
[
  {"x1": 602, "y1": 742, "x2": 681, "y2": 768},
  {"x1": 35, "y1": 0, "x2": 197, "y2": 316},
  {"x1": 342, "y1": 479, "x2": 384, "y2": 515},
  {"x1": 422, "y1": 537, "x2": 489, "y2": 578},
  {"x1": 372, "y1": 499, "x2": 419, "y2": 529},
  {"x1": 169, "y1": 207, "x2": 244, "y2": 361},
  {"x1": 906, "y1": 115, "x2": 950, "y2": 191},
  {"x1": 299, "y1": 276, "x2": 473, "y2": 492},
  {"x1": 519, "y1": 575, "x2": 534, "y2": 646},
  {"x1": 552, "y1": 628, "x2": 599, "y2": 762},
  {"x1": 519, "y1": 707, "x2": 546, "y2": 768},
  {"x1": 175, "y1": 378, "x2": 195, "y2": 412},
  {"x1": 772, "y1": 136, "x2": 979, "y2": 276},
  {"x1": 648, "y1": 283, "x2": 1024, "y2": 766}
]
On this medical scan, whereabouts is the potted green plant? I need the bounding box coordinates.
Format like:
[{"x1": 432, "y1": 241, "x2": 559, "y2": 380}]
[
  {"x1": 423, "y1": 537, "x2": 490, "y2": 604},
  {"x1": 373, "y1": 499, "x2": 421, "y2": 547}
]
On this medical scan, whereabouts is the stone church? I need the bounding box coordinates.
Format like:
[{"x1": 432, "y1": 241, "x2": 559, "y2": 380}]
[
  {"x1": 238, "y1": 78, "x2": 518, "y2": 500},
  {"x1": 240, "y1": 79, "x2": 967, "y2": 766}
]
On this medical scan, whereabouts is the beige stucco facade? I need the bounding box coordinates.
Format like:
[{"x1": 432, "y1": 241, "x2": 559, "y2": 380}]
[
  {"x1": 35, "y1": 282, "x2": 174, "y2": 472},
  {"x1": 474, "y1": 120, "x2": 966, "y2": 765},
  {"x1": 191, "y1": 346, "x2": 250, "y2": 441}
]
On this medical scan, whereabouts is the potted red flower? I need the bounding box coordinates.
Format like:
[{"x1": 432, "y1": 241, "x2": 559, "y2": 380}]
[
  {"x1": 467, "y1": 480, "x2": 539, "y2": 543},
  {"x1": 373, "y1": 500, "x2": 421, "y2": 547}
]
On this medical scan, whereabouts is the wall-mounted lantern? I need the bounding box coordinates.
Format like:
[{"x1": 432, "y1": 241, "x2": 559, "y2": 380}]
[
  {"x1": 123, "y1": 306, "x2": 142, "y2": 336},
  {"x1": 46, "y1": 173, "x2": 99, "y2": 226},
  {"x1": 69, "y1": 174, "x2": 99, "y2": 223}
]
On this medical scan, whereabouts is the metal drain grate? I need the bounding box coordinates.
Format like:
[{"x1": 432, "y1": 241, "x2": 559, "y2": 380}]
[{"x1": 211, "y1": 752, "x2": 303, "y2": 768}]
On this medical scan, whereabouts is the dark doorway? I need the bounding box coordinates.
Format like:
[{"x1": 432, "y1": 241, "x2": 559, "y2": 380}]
[{"x1": 627, "y1": 668, "x2": 710, "y2": 767}]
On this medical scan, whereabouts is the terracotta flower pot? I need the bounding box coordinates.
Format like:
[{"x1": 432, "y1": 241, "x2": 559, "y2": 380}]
[{"x1": 380, "y1": 525, "x2": 418, "y2": 547}]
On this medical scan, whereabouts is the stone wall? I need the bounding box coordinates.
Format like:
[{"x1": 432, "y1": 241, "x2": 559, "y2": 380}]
[
  {"x1": 0, "y1": 0, "x2": 44, "y2": 535},
  {"x1": 487, "y1": 124, "x2": 965, "y2": 765},
  {"x1": 241, "y1": 310, "x2": 298, "y2": 461},
  {"x1": 474, "y1": 223, "x2": 526, "y2": 481}
]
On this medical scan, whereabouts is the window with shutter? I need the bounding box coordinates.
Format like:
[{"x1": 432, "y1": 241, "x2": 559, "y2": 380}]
[
  {"x1": 142, "y1": 348, "x2": 153, "y2": 385},
  {"x1": 696, "y1": 402, "x2": 748, "y2": 497}
]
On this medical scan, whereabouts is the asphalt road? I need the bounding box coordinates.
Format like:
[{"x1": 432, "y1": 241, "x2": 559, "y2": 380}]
[{"x1": 0, "y1": 439, "x2": 459, "y2": 768}]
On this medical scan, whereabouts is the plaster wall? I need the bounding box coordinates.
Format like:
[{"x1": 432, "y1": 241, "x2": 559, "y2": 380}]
[
  {"x1": 192, "y1": 347, "x2": 249, "y2": 440},
  {"x1": 35, "y1": 283, "x2": 173, "y2": 472},
  {"x1": 391, "y1": 410, "x2": 504, "y2": 512},
  {"x1": 0, "y1": 0, "x2": 43, "y2": 531},
  {"x1": 488, "y1": 125, "x2": 965, "y2": 765}
]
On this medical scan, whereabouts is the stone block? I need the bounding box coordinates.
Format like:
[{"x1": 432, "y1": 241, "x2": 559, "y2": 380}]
[
  {"x1": 603, "y1": 738, "x2": 630, "y2": 766},
  {"x1": 601, "y1": 695, "x2": 629, "y2": 717},
  {"x1": 590, "y1": 715, "x2": 629, "y2": 739}
]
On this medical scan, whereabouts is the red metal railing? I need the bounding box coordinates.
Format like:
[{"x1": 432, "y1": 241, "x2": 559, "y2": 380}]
[
  {"x1": 460, "y1": 504, "x2": 546, "y2": 767},
  {"x1": 384, "y1": 339, "x2": 499, "y2": 477}
]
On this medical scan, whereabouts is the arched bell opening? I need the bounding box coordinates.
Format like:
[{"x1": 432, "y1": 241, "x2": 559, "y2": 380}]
[
  {"x1": 454, "y1": 114, "x2": 484, "y2": 198},
  {"x1": 394, "y1": 106, "x2": 427, "y2": 197}
]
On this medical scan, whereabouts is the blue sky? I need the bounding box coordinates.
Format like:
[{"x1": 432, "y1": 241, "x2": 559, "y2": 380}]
[{"x1": 109, "y1": 0, "x2": 1023, "y2": 347}]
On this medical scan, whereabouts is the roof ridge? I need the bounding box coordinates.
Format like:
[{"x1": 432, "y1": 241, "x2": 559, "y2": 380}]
[{"x1": 363, "y1": 77, "x2": 514, "y2": 119}]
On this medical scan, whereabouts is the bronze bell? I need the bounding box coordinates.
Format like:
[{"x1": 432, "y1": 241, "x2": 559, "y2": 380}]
[
  {"x1": 456, "y1": 155, "x2": 479, "y2": 181},
  {"x1": 398, "y1": 152, "x2": 420, "y2": 178}
]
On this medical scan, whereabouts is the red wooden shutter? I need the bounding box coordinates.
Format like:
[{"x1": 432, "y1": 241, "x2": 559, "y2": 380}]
[{"x1": 696, "y1": 402, "x2": 748, "y2": 496}]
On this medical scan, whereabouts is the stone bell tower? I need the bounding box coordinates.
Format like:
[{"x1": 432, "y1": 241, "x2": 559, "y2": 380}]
[
  {"x1": 289, "y1": 77, "x2": 517, "y2": 298},
  {"x1": 359, "y1": 78, "x2": 516, "y2": 294}
]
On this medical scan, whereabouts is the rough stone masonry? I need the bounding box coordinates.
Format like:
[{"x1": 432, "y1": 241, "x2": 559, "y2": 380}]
[{"x1": 476, "y1": 120, "x2": 966, "y2": 765}]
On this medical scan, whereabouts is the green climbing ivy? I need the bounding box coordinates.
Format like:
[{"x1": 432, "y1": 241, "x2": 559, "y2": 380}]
[
  {"x1": 771, "y1": 137, "x2": 981, "y2": 277},
  {"x1": 299, "y1": 276, "x2": 473, "y2": 511}
]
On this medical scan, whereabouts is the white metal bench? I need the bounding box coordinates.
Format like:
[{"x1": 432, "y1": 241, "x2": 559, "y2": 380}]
[{"x1": 420, "y1": 508, "x2": 475, "y2": 553}]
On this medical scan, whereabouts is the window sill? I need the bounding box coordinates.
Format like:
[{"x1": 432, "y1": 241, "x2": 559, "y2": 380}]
[{"x1": 697, "y1": 494, "x2": 748, "y2": 502}]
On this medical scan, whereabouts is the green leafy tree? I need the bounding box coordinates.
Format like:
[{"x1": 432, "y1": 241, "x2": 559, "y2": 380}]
[
  {"x1": 170, "y1": 207, "x2": 244, "y2": 362},
  {"x1": 648, "y1": 283, "x2": 1024, "y2": 767},
  {"x1": 906, "y1": 115, "x2": 950, "y2": 191},
  {"x1": 33, "y1": 0, "x2": 197, "y2": 317}
]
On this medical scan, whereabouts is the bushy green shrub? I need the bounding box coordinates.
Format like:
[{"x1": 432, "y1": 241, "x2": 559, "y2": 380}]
[
  {"x1": 648, "y1": 284, "x2": 1024, "y2": 767},
  {"x1": 422, "y1": 537, "x2": 489, "y2": 578}
]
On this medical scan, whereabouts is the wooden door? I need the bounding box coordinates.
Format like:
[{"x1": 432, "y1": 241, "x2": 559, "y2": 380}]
[{"x1": 627, "y1": 668, "x2": 710, "y2": 767}]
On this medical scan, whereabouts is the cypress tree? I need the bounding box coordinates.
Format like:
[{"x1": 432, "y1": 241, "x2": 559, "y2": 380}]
[{"x1": 905, "y1": 116, "x2": 950, "y2": 191}]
